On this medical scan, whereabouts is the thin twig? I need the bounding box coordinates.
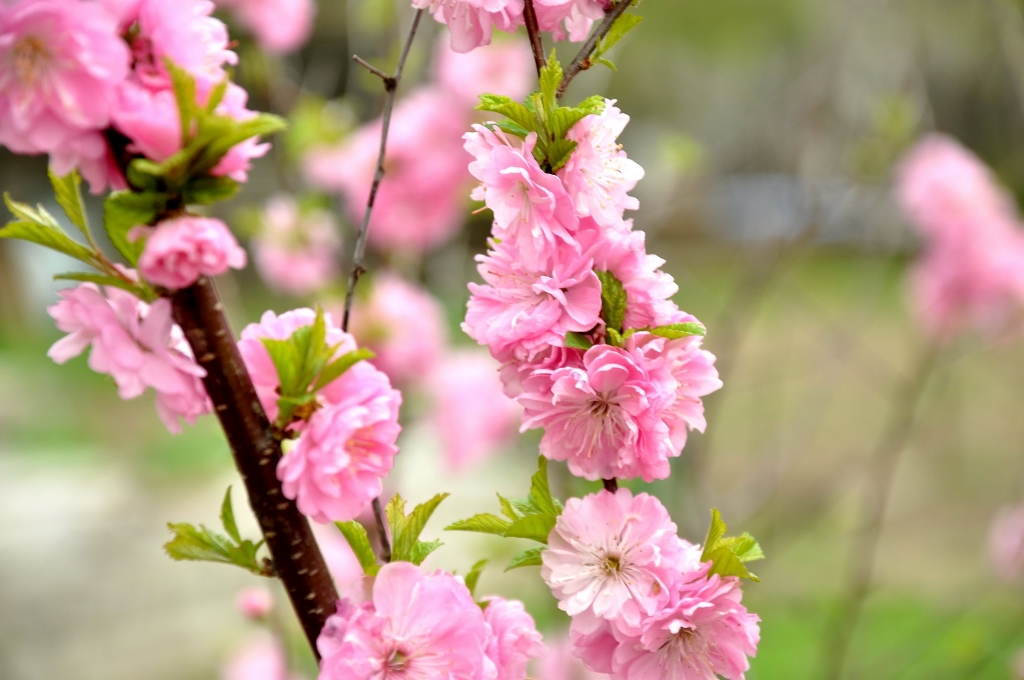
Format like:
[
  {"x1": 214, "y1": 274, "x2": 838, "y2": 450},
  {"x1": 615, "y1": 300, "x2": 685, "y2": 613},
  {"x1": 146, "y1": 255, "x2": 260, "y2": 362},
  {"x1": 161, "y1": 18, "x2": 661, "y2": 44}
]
[
  {"x1": 603, "y1": 478, "x2": 619, "y2": 493},
  {"x1": 557, "y1": 0, "x2": 635, "y2": 98},
  {"x1": 340, "y1": 9, "x2": 424, "y2": 563},
  {"x1": 353, "y1": 55, "x2": 392, "y2": 83},
  {"x1": 523, "y1": 0, "x2": 546, "y2": 77}
]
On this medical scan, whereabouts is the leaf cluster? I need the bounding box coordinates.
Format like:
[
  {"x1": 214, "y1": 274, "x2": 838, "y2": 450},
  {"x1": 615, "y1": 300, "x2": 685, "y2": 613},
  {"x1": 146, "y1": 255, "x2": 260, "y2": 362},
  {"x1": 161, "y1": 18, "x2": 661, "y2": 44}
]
[
  {"x1": 700, "y1": 508, "x2": 765, "y2": 582},
  {"x1": 164, "y1": 487, "x2": 271, "y2": 576},
  {"x1": 336, "y1": 493, "x2": 451, "y2": 574}
]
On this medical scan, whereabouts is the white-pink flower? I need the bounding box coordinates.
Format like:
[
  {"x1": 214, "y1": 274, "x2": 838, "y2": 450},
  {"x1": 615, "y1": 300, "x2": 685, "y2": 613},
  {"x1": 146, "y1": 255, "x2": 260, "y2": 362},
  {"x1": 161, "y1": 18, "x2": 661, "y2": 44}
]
[
  {"x1": 989, "y1": 502, "x2": 1024, "y2": 582},
  {"x1": 214, "y1": 0, "x2": 316, "y2": 54},
  {"x1": 413, "y1": 0, "x2": 525, "y2": 53},
  {"x1": 252, "y1": 195, "x2": 341, "y2": 296},
  {"x1": 318, "y1": 562, "x2": 495, "y2": 680},
  {"x1": 137, "y1": 215, "x2": 247, "y2": 289},
  {"x1": 434, "y1": 35, "x2": 534, "y2": 106},
  {"x1": 222, "y1": 634, "x2": 304, "y2": 680},
  {"x1": 542, "y1": 490, "x2": 687, "y2": 633},
  {"x1": 483, "y1": 596, "x2": 545, "y2": 680},
  {"x1": 47, "y1": 282, "x2": 211, "y2": 433},
  {"x1": 536, "y1": 635, "x2": 610, "y2": 680}
]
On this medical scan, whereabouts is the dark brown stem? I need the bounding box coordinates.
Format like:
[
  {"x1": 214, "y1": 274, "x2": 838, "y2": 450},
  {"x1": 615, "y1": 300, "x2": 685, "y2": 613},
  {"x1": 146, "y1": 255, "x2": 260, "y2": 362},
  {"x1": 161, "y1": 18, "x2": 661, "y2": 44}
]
[
  {"x1": 523, "y1": 0, "x2": 546, "y2": 77},
  {"x1": 557, "y1": 0, "x2": 635, "y2": 98},
  {"x1": 817, "y1": 344, "x2": 940, "y2": 680},
  {"x1": 170, "y1": 277, "x2": 338, "y2": 656},
  {"x1": 341, "y1": 9, "x2": 424, "y2": 563},
  {"x1": 603, "y1": 478, "x2": 619, "y2": 493}
]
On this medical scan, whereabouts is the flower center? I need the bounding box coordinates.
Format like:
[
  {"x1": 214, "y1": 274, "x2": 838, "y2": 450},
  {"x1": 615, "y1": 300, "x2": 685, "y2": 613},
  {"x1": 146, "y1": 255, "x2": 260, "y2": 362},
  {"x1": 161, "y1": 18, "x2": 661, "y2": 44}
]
[
  {"x1": 13, "y1": 36, "x2": 49, "y2": 85},
  {"x1": 603, "y1": 554, "x2": 622, "y2": 573},
  {"x1": 587, "y1": 393, "x2": 614, "y2": 417},
  {"x1": 386, "y1": 649, "x2": 410, "y2": 673}
]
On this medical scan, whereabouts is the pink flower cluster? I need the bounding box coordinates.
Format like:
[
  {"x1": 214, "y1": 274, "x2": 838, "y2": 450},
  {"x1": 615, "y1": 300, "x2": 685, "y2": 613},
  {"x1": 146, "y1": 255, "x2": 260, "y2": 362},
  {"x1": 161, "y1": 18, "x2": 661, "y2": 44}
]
[
  {"x1": 237, "y1": 309, "x2": 402, "y2": 523},
  {"x1": 542, "y1": 490, "x2": 760, "y2": 680},
  {"x1": 252, "y1": 196, "x2": 342, "y2": 297},
  {"x1": 412, "y1": 0, "x2": 608, "y2": 53},
  {"x1": 317, "y1": 562, "x2": 543, "y2": 680},
  {"x1": 137, "y1": 215, "x2": 247, "y2": 289},
  {"x1": 462, "y1": 100, "x2": 721, "y2": 482},
  {"x1": 0, "y1": 0, "x2": 269, "y2": 193},
  {"x1": 897, "y1": 135, "x2": 1024, "y2": 340},
  {"x1": 47, "y1": 280, "x2": 211, "y2": 433},
  {"x1": 214, "y1": 0, "x2": 316, "y2": 54}
]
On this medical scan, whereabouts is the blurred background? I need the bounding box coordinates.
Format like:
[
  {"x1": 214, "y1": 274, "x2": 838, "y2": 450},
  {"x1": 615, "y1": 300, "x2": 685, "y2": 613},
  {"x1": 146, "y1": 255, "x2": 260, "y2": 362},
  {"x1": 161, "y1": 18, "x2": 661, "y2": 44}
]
[{"x1": 2, "y1": 0, "x2": 1024, "y2": 678}]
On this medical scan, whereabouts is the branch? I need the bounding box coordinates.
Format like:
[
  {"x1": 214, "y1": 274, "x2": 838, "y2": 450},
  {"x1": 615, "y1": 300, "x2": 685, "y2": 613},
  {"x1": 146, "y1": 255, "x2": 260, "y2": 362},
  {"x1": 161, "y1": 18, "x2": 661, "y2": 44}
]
[
  {"x1": 341, "y1": 8, "x2": 425, "y2": 563},
  {"x1": 557, "y1": 0, "x2": 635, "y2": 98},
  {"x1": 523, "y1": 0, "x2": 546, "y2": 77},
  {"x1": 171, "y1": 277, "x2": 338, "y2": 656}
]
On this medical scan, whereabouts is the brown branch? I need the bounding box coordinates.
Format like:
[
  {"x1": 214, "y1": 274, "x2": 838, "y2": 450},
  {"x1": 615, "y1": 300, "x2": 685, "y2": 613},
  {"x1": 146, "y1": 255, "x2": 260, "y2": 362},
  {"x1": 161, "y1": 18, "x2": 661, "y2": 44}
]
[
  {"x1": 603, "y1": 478, "x2": 619, "y2": 493},
  {"x1": 341, "y1": 9, "x2": 424, "y2": 563},
  {"x1": 557, "y1": 0, "x2": 635, "y2": 98},
  {"x1": 170, "y1": 277, "x2": 338, "y2": 656},
  {"x1": 523, "y1": 0, "x2": 546, "y2": 77}
]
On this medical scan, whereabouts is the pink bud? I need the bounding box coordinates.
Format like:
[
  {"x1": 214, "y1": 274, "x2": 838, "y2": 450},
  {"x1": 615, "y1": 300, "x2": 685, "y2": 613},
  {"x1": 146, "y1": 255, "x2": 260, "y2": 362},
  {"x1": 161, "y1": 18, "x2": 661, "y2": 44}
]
[{"x1": 236, "y1": 586, "x2": 274, "y2": 620}]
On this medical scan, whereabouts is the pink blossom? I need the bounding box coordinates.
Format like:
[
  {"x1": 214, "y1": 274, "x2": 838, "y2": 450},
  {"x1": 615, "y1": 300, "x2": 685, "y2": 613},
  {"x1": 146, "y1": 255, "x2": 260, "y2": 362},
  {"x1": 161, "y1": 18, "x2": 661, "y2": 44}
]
[
  {"x1": 137, "y1": 215, "x2": 247, "y2": 289},
  {"x1": 463, "y1": 238, "x2": 602, "y2": 362},
  {"x1": 542, "y1": 490, "x2": 686, "y2": 633},
  {"x1": 429, "y1": 349, "x2": 520, "y2": 470},
  {"x1": 434, "y1": 35, "x2": 533, "y2": 106},
  {"x1": 349, "y1": 274, "x2": 448, "y2": 387},
  {"x1": 215, "y1": 0, "x2": 316, "y2": 54},
  {"x1": 413, "y1": 0, "x2": 524, "y2": 53},
  {"x1": 318, "y1": 562, "x2": 494, "y2": 680},
  {"x1": 48, "y1": 131, "x2": 127, "y2": 194},
  {"x1": 464, "y1": 125, "x2": 580, "y2": 269},
  {"x1": 536, "y1": 636, "x2": 610, "y2": 680},
  {"x1": 483, "y1": 596, "x2": 545, "y2": 680},
  {"x1": 236, "y1": 586, "x2": 274, "y2": 620},
  {"x1": 222, "y1": 635, "x2": 303, "y2": 680},
  {"x1": 0, "y1": 0, "x2": 129, "y2": 192},
  {"x1": 534, "y1": 0, "x2": 606, "y2": 44},
  {"x1": 306, "y1": 88, "x2": 470, "y2": 255},
  {"x1": 252, "y1": 195, "x2": 341, "y2": 296},
  {"x1": 497, "y1": 345, "x2": 583, "y2": 400},
  {"x1": 559, "y1": 101, "x2": 644, "y2": 230},
  {"x1": 47, "y1": 282, "x2": 211, "y2": 433},
  {"x1": 988, "y1": 502, "x2": 1024, "y2": 582}
]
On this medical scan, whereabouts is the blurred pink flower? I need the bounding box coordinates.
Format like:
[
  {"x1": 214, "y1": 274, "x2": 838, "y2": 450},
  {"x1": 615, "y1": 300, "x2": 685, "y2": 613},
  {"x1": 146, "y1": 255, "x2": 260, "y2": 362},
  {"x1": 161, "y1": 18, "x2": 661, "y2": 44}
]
[
  {"x1": 349, "y1": 273, "x2": 448, "y2": 387},
  {"x1": 0, "y1": 0, "x2": 130, "y2": 192},
  {"x1": 47, "y1": 283, "x2": 211, "y2": 433},
  {"x1": 434, "y1": 35, "x2": 533, "y2": 106},
  {"x1": 534, "y1": 0, "x2": 607, "y2": 42},
  {"x1": 215, "y1": 0, "x2": 316, "y2": 54},
  {"x1": 252, "y1": 196, "x2": 341, "y2": 296},
  {"x1": 236, "y1": 586, "x2": 274, "y2": 620},
  {"x1": 222, "y1": 634, "x2": 303, "y2": 680},
  {"x1": 989, "y1": 502, "x2": 1024, "y2": 582},
  {"x1": 429, "y1": 349, "x2": 520, "y2": 470},
  {"x1": 305, "y1": 88, "x2": 470, "y2": 256},
  {"x1": 483, "y1": 596, "x2": 545, "y2": 680},
  {"x1": 137, "y1": 215, "x2": 247, "y2": 289},
  {"x1": 413, "y1": 0, "x2": 524, "y2": 53},
  {"x1": 535, "y1": 636, "x2": 609, "y2": 680}
]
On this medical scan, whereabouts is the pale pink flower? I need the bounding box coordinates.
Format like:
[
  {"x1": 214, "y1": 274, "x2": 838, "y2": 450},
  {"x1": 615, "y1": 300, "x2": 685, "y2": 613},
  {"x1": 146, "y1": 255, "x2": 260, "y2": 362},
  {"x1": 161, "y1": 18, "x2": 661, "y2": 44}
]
[
  {"x1": 542, "y1": 490, "x2": 687, "y2": 633},
  {"x1": 497, "y1": 345, "x2": 583, "y2": 399},
  {"x1": 48, "y1": 131, "x2": 127, "y2": 194},
  {"x1": 0, "y1": 0, "x2": 129, "y2": 192},
  {"x1": 305, "y1": 88, "x2": 470, "y2": 255},
  {"x1": 413, "y1": 0, "x2": 524, "y2": 53},
  {"x1": 349, "y1": 274, "x2": 448, "y2": 387},
  {"x1": 434, "y1": 35, "x2": 533, "y2": 106},
  {"x1": 534, "y1": 0, "x2": 606, "y2": 43},
  {"x1": 215, "y1": 0, "x2": 316, "y2": 54},
  {"x1": 988, "y1": 502, "x2": 1024, "y2": 582},
  {"x1": 464, "y1": 125, "x2": 580, "y2": 269},
  {"x1": 463, "y1": 238, "x2": 602, "y2": 363},
  {"x1": 222, "y1": 634, "x2": 303, "y2": 680},
  {"x1": 137, "y1": 215, "x2": 247, "y2": 289},
  {"x1": 318, "y1": 562, "x2": 494, "y2": 680},
  {"x1": 536, "y1": 635, "x2": 610, "y2": 680},
  {"x1": 559, "y1": 101, "x2": 644, "y2": 230},
  {"x1": 429, "y1": 349, "x2": 520, "y2": 470},
  {"x1": 483, "y1": 596, "x2": 545, "y2": 680},
  {"x1": 236, "y1": 586, "x2": 274, "y2": 620},
  {"x1": 47, "y1": 282, "x2": 211, "y2": 433},
  {"x1": 252, "y1": 195, "x2": 341, "y2": 296}
]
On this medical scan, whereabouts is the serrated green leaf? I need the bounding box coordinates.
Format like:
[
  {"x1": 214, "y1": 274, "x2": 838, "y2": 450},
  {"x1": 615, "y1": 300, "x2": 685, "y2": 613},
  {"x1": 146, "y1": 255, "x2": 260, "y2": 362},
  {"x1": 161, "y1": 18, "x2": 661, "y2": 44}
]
[
  {"x1": 701, "y1": 508, "x2": 728, "y2": 562},
  {"x1": 575, "y1": 95, "x2": 607, "y2": 115},
  {"x1": 506, "y1": 547, "x2": 544, "y2": 571},
  {"x1": 538, "y1": 51, "x2": 563, "y2": 117},
  {"x1": 564, "y1": 331, "x2": 594, "y2": 350},
  {"x1": 607, "y1": 328, "x2": 624, "y2": 347},
  {"x1": 465, "y1": 559, "x2": 487, "y2": 597},
  {"x1": 410, "y1": 539, "x2": 443, "y2": 565},
  {"x1": 220, "y1": 486, "x2": 241, "y2": 543},
  {"x1": 528, "y1": 456, "x2": 558, "y2": 516},
  {"x1": 261, "y1": 338, "x2": 302, "y2": 398},
  {"x1": 164, "y1": 522, "x2": 267, "y2": 576},
  {"x1": 510, "y1": 497, "x2": 544, "y2": 516},
  {"x1": 49, "y1": 169, "x2": 89, "y2": 236},
  {"x1": 182, "y1": 176, "x2": 239, "y2": 205},
  {"x1": 720, "y1": 533, "x2": 765, "y2": 563},
  {"x1": 493, "y1": 120, "x2": 531, "y2": 139},
  {"x1": 550, "y1": 108, "x2": 590, "y2": 141},
  {"x1": 4, "y1": 193, "x2": 59, "y2": 228},
  {"x1": 313, "y1": 348, "x2": 375, "y2": 391},
  {"x1": 649, "y1": 322, "x2": 706, "y2": 339},
  {"x1": 53, "y1": 272, "x2": 141, "y2": 295},
  {"x1": 165, "y1": 58, "x2": 197, "y2": 144},
  {"x1": 503, "y1": 514, "x2": 556, "y2": 543},
  {"x1": 476, "y1": 94, "x2": 538, "y2": 133},
  {"x1": 595, "y1": 57, "x2": 617, "y2": 71},
  {"x1": 388, "y1": 493, "x2": 449, "y2": 565},
  {"x1": 546, "y1": 138, "x2": 578, "y2": 173},
  {"x1": 595, "y1": 13, "x2": 643, "y2": 58},
  {"x1": 706, "y1": 545, "x2": 760, "y2": 582},
  {"x1": 445, "y1": 513, "x2": 512, "y2": 536},
  {"x1": 103, "y1": 191, "x2": 167, "y2": 265},
  {"x1": 194, "y1": 113, "x2": 287, "y2": 176},
  {"x1": 335, "y1": 521, "x2": 380, "y2": 576},
  {"x1": 700, "y1": 509, "x2": 763, "y2": 581},
  {"x1": 497, "y1": 494, "x2": 521, "y2": 521},
  {"x1": 1, "y1": 219, "x2": 97, "y2": 264},
  {"x1": 596, "y1": 270, "x2": 628, "y2": 332}
]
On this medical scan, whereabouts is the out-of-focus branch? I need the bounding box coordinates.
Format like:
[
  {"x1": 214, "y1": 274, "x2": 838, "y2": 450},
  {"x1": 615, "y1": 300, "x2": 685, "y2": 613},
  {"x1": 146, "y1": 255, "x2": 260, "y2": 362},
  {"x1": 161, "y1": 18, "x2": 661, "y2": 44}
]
[{"x1": 557, "y1": 0, "x2": 635, "y2": 98}]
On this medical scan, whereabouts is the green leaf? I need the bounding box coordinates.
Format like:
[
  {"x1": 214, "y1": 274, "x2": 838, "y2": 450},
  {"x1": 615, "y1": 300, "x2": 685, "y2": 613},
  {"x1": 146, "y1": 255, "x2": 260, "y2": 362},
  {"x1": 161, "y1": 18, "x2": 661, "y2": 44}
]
[
  {"x1": 596, "y1": 270, "x2": 628, "y2": 332},
  {"x1": 595, "y1": 13, "x2": 643, "y2": 58},
  {"x1": 595, "y1": 57, "x2": 618, "y2": 71},
  {"x1": 165, "y1": 58, "x2": 197, "y2": 144},
  {"x1": 410, "y1": 539, "x2": 443, "y2": 565},
  {"x1": 103, "y1": 191, "x2": 167, "y2": 265},
  {"x1": 575, "y1": 95, "x2": 607, "y2": 115},
  {"x1": 261, "y1": 338, "x2": 302, "y2": 399},
  {"x1": 529, "y1": 456, "x2": 558, "y2": 516},
  {"x1": 497, "y1": 494, "x2": 521, "y2": 521},
  {"x1": 606, "y1": 328, "x2": 624, "y2": 347},
  {"x1": 313, "y1": 348, "x2": 375, "y2": 391},
  {"x1": 546, "y1": 138, "x2": 578, "y2": 173},
  {"x1": 721, "y1": 533, "x2": 765, "y2": 563},
  {"x1": 335, "y1": 521, "x2": 380, "y2": 576},
  {"x1": 506, "y1": 547, "x2": 543, "y2": 571},
  {"x1": 538, "y1": 51, "x2": 563, "y2": 116},
  {"x1": 203, "y1": 78, "x2": 229, "y2": 114},
  {"x1": 706, "y1": 545, "x2": 760, "y2": 582},
  {"x1": 1, "y1": 220, "x2": 96, "y2": 265},
  {"x1": 493, "y1": 120, "x2": 531, "y2": 139},
  {"x1": 476, "y1": 94, "x2": 538, "y2": 133},
  {"x1": 164, "y1": 522, "x2": 267, "y2": 576},
  {"x1": 701, "y1": 508, "x2": 728, "y2": 562},
  {"x1": 564, "y1": 331, "x2": 594, "y2": 350},
  {"x1": 220, "y1": 486, "x2": 241, "y2": 543},
  {"x1": 182, "y1": 176, "x2": 239, "y2": 205},
  {"x1": 4, "y1": 193, "x2": 60, "y2": 228},
  {"x1": 700, "y1": 508, "x2": 763, "y2": 582},
  {"x1": 53, "y1": 272, "x2": 140, "y2": 295},
  {"x1": 387, "y1": 493, "x2": 450, "y2": 565},
  {"x1": 194, "y1": 113, "x2": 287, "y2": 175},
  {"x1": 49, "y1": 169, "x2": 89, "y2": 236},
  {"x1": 465, "y1": 559, "x2": 488, "y2": 597},
  {"x1": 550, "y1": 108, "x2": 590, "y2": 141},
  {"x1": 445, "y1": 513, "x2": 512, "y2": 536},
  {"x1": 649, "y1": 322, "x2": 706, "y2": 339},
  {"x1": 503, "y1": 514, "x2": 555, "y2": 543}
]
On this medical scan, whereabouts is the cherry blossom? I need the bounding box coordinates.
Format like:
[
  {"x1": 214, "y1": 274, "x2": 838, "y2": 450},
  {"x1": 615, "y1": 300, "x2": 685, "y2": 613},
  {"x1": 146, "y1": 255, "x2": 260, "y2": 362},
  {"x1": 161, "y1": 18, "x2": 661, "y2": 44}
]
[{"x1": 137, "y1": 215, "x2": 247, "y2": 290}]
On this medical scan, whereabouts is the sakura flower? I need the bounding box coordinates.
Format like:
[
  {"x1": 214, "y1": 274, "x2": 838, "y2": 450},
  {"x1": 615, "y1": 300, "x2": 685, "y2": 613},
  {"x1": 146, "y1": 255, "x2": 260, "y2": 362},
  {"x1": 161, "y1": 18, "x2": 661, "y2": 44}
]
[
  {"x1": 988, "y1": 502, "x2": 1024, "y2": 582},
  {"x1": 137, "y1": 215, "x2": 247, "y2": 289},
  {"x1": 542, "y1": 490, "x2": 686, "y2": 633},
  {"x1": 464, "y1": 124, "x2": 580, "y2": 269},
  {"x1": 534, "y1": 0, "x2": 606, "y2": 44},
  {"x1": 0, "y1": 0, "x2": 130, "y2": 192},
  {"x1": 214, "y1": 0, "x2": 316, "y2": 54},
  {"x1": 434, "y1": 35, "x2": 533, "y2": 106},
  {"x1": 413, "y1": 0, "x2": 524, "y2": 53},
  {"x1": 47, "y1": 283, "x2": 211, "y2": 433},
  {"x1": 559, "y1": 101, "x2": 644, "y2": 230},
  {"x1": 464, "y1": 237, "x2": 601, "y2": 363},
  {"x1": 252, "y1": 195, "x2": 341, "y2": 296},
  {"x1": 222, "y1": 634, "x2": 304, "y2": 680},
  {"x1": 318, "y1": 562, "x2": 494, "y2": 680},
  {"x1": 483, "y1": 596, "x2": 545, "y2": 680},
  {"x1": 349, "y1": 274, "x2": 448, "y2": 387},
  {"x1": 236, "y1": 586, "x2": 274, "y2": 620}
]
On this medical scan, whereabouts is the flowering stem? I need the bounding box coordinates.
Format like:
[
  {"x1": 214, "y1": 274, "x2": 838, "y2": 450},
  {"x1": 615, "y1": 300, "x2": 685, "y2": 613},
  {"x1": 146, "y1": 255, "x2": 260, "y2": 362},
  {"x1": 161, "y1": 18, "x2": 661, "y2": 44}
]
[
  {"x1": 522, "y1": 0, "x2": 546, "y2": 77},
  {"x1": 603, "y1": 478, "x2": 619, "y2": 492},
  {"x1": 341, "y1": 8, "x2": 424, "y2": 563},
  {"x1": 170, "y1": 276, "x2": 339, "y2": 656},
  {"x1": 817, "y1": 344, "x2": 940, "y2": 680},
  {"x1": 556, "y1": 0, "x2": 635, "y2": 98}
]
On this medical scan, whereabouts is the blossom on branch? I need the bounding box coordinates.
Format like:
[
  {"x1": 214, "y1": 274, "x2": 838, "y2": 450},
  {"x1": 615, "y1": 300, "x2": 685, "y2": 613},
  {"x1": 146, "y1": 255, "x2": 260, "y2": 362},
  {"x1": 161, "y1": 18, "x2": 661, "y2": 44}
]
[
  {"x1": 214, "y1": 0, "x2": 316, "y2": 54},
  {"x1": 137, "y1": 215, "x2": 247, "y2": 290}
]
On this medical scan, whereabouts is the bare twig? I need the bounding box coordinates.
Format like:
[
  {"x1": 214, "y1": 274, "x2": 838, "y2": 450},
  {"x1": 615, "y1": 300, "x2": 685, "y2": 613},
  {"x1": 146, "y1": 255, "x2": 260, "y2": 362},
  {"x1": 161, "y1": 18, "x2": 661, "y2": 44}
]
[
  {"x1": 557, "y1": 0, "x2": 635, "y2": 98},
  {"x1": 341, "y1": 9, "x2": 424, "y2": 563},
  {"x1": 523, "y1": 0, "x2": 546, "y2": 77}
]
